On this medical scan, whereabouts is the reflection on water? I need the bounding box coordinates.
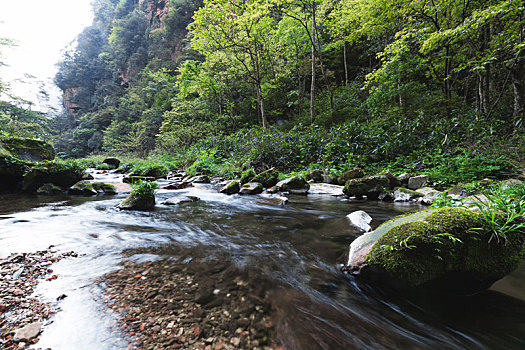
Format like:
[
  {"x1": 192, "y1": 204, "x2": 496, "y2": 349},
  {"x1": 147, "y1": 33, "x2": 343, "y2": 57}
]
[{"x1": 1, "y1": 185, "x2": 524, "y2": 350}]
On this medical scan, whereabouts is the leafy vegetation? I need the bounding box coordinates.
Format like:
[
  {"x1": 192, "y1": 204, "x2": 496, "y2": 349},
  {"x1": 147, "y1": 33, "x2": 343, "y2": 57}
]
[{"x1": 130, "y1": 180, "x2": 158, "y2": 198}]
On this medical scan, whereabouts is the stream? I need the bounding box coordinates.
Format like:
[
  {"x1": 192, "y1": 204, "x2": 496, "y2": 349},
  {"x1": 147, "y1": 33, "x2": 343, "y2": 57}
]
[{"x1": 1, "y1": 173, "x2": 525, "y2": 349}]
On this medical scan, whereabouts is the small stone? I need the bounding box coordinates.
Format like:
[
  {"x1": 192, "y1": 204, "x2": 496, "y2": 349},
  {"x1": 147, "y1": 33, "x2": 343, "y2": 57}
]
[{"x1": 408, "y1": 175, "x2": 429, "y2": 190}]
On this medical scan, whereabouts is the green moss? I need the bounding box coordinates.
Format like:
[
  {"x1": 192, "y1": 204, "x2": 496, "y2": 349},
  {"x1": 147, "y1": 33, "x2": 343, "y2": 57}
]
[
  {"x1": 394, "y1": 187, "x2": 424, "y2": 197},
  {"x1": 0, "y1": 138, "x2": 55, "y2": 161},
  {"x1": 251, "y1": 168, "x2": 278, "y2": 188},
  {"x1": 240, "y1": 168, "x2": 256, "y2": 184},
  {"x1": 365, "y1": 207, "x2": 525, "y2": 287}
]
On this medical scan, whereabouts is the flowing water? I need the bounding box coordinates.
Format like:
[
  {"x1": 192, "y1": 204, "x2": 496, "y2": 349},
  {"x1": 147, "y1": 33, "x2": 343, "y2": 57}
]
[{"x1": 1, "y1": 174, "x2": 524, "y2": 350}]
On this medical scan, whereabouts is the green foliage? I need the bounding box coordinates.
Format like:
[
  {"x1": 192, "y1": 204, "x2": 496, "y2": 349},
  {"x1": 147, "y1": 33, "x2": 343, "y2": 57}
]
[{"x1": 130, "y1": 180, "x2": 158, "y2": 198}]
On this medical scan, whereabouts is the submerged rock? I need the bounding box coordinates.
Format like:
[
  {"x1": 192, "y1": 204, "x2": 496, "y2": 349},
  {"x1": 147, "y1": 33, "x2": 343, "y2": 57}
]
[
  {"x1": 162, "y1": 196, "x2": 200, "y2": 205},
  {"x1": 346, "y1": 207, "x2": 525, "y2": 294},
  {"x1": 347, "y1": 210, "x2": 373, "y2": 232},
  {"x1": 219, "y1": 180, "x2": 240, "y2": 195}
]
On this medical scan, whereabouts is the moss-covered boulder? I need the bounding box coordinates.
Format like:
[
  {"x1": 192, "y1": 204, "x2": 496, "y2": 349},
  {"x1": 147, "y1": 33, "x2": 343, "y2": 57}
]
[
  {"x1": 117, "y1": 194, "x2": 155, "y2": 211},
  {"x1": 68, "y1": 181, "x2": 98, "y2": 196},
  {"x1": 102, "y1": 157, "x2": 120, "y2": 169},
  {"x1": 276, "y1": 176, "x2": 310, "y2": 195},
  {"x1": 239, "y1": 182, "x2": 263, "y2": 195},
  {"x1": 36, "y1": 183, "x2": 64, "y2": 196},
  {"x1": 337, "y1": 168, "x2": 364, "y2": 185},
  {"x1": 22, "y1": 161, "x2": 86, "y2": 192},
  {"x1": 343, "y1": 175, "x2": 390, "y2": 199},
  {"x1": 306, "y1": 169, "x2": 323, "y2": 183},
  {"x1": 346, "y1": 207, "x2": 525, "y2": 294},
  {"x1": 219, "y1": 180, "x2": 240, "y2": 195},
  {"x1": 251, "y1": 168, "x2": 279, "y2": 188},
  {"x1": 393, "y1": 187, "x2": 424, "y2": 202},
  {"x1": 240, "y1": 168, "x2": 256, "y2": 185}
]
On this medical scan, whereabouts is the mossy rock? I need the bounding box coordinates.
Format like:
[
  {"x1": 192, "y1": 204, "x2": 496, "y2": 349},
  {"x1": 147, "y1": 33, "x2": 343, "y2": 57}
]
[
  {"x1": 117, "y1": 194, "x2": 155, "y2": 211},
  {"x1": 22, "y1": 162, "x2": 86, "y2": 192},
  {"x1": 68, "y1": 181, "x2": 98, "y2": 196},
  {"x1": 337, "y1": 168, "x2": 364, "y2": 185},
  {"x1": 36, "y1": 183, "x2": 63, "y2": 196},
  {"x1": 220, "y1": 180, "x2": 240, "y2": 195},
  {"x1": 239, "y1": 182, "x2": 263, "y2": 195},
  {"x1": 0, "y1": 138, "x2": 55, "y2": 162},
  {"x1": 240, "y1": 168, "x2": 256, "y2": 185},
  {"x1": 276, "y1": 176, "x2": 310, "y2": 194},
  {"x1": 251, "y1": 168, "x2": 278, "y2": 188},
  {"x1": 102, "y1": 157, "x2": 120, "y2": 169},
  {"x1": 0, "y1": 156, "x2": 29, "y2": 192},
  {"x1": 306, "y1": 169, "x2": 323, "y2": 183},
  {"x1": 348, "y1": 207, "x2": 525, "y2": 294},
  {"x1": 343, "y1": 175, "x2": 390, "y2": 199}
]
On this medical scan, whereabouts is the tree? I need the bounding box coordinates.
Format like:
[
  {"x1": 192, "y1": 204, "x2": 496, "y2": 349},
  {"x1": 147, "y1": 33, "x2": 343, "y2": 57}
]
[{"x1": 190, "y1": 0, "x2": 281, "y2": 128}]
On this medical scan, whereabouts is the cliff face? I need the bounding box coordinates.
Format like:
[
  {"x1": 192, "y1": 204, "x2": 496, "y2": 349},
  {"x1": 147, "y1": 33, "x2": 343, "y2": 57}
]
[
  {"x1": 63, "y1": 88, "x2": 84, "y2": 117},
  {"x1": 140, "y1": 0, "x2": 170, "y2": 28}
]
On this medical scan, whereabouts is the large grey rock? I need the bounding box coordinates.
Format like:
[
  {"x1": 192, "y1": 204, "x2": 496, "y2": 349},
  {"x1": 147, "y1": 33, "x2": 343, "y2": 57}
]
[
  {"x1": 14, "y1": 322, "x2": 42, "y2": 342},
  {"x1": 347, "y1": 210, "x2": 373, "y2": 232},
  {"x1": 251, "y1": 168, "x2": 279, "y2": 188},
  {"x1": 500, "y1": 179, "x2": 523, "y2": 188},
  {"x1": 276, "y1": 177, "x2": 310, "y2": 195},
  {"x1": 102, "y1": 157, "x2": 120, "y2": 169},
  {"x1": 393, "y1": 187, "x2": 424, "y2": 202},
  {"x1": 308, "y1": 183, "x2": 344, "y2": 196},
  {"x1": 343, "y1": 175, "x2": 390, "y2": 199},
  {"x1": 408, "y1": 175, "x2": 429, "y2": 190}
]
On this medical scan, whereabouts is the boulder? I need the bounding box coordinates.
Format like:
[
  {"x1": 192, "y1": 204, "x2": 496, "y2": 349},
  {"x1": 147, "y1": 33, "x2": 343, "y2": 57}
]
[
  {"x1": 397, "y1": 173, "x2": 411, "y2": 185},
  {"x1": 322, "y1": 174, "x2": 339, "y2": 185},
  {"x1": 251, "y1": 168, "x2": 279, "y2": 188},
  {"x1": 378, "y1": 191, "x2": 394, "y2": 201},
  {"x1": 347, "y1": 210, "x2": 373, "y2": 232},
  {"x1": 276, "y1": 176, "x2": 310, "y2": 195},
  {"x1": 239, "y1": 182, "x2": 263, "y2": 195},
  {"x1": 192, "y1": 175, "x2": 211, "y2": 183},
  {"x1": 162, "y1": 181, "x2": 193, "y2": 190},
  {"x1": 338, "y1": 168, "x2": 365, "y2": 185},
  {"x1": 343, "y1": 175, "x2": 390, "y2": 199},
  {"x1": 36, "y1": 183, "x2": 63, "y2": 196},
  {"x1": 408, "y1": 175, "x2": 429, "y2": 190},
  {"x1": 240, "y1": 168, "x2": 256, "y2": 185},
  {"x1": 257, "y1": 196, "x2": 288, "y2": 206},
  {"x1": 500, "y1": 179, "x2": 523, "y2": 188},
  {"x1": 68, "y1": 181, "x2": 98, "y2": 196},
  {"x1": 346, "y1": 207, "x2": 525, "y2": 294},
  {"x1": 306, "y1": 169, "x2": 323, "y2": 183},
  {"x1": 382, "y1": 173, "x2": 401, "y2": 189},
  {"x1": 393, "y1": 187, "x2": 424, "y2": 202},
  {"x1": 117, "y1": 194, "x2": 155, "y2": 211},
  {"x1": 22, "y1": 162, "x2": 86, "y2": 192},
  {"x1": 102, "y1": 157, "x2": 120, "y2": 169},
  {"x1": 308, "y1": 183, "x2": 344, "y2": 196},
  {"x1": 416, "y1": 187, "x2": 443, "y2": 205},
  {"x1": 219, "y1": 180, "x2": 240, "y2": 195},
  {"x1": 13, "y1": 322, "x2": 42, "y2": 342}
]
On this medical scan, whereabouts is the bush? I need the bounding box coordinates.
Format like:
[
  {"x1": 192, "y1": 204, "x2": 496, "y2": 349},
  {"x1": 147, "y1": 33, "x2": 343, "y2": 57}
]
[{"x1": 130, "y1": 180, "x2": 158, "y2": 198}]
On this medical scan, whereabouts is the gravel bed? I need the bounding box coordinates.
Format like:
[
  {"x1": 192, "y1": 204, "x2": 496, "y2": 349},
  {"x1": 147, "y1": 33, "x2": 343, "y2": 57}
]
[
  {"x1": 0, "y1": 249, "x2": 77, "y2": 349},
  {"x1": 100, "y1": 256, "x2": 282, "y2": 350}
]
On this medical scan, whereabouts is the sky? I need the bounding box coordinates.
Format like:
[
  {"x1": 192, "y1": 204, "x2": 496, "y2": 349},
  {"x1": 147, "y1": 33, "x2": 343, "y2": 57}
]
[{"x1": 0, "y1": 0, "x2": 94, "y2": 111}]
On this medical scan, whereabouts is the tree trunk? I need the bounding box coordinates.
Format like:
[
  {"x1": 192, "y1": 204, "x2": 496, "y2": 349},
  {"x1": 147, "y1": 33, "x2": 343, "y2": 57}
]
[
  {"x1": 310, "y1": 11, "x2": 316, "y2": 124},
  {"x1": 512, "y1": 59, "x2": 525, "y2": 121},
  {"x1": 343, "y1": 41, "x2": 348, "y2": 86}
]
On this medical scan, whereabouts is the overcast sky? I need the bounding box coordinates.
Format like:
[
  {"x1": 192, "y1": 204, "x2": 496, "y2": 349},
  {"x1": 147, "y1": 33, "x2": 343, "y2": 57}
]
[{"x1": 0, "y1": 0, "x2": 94, "y2": 111}]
